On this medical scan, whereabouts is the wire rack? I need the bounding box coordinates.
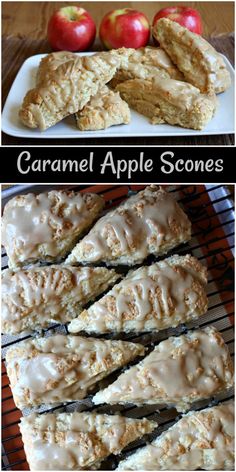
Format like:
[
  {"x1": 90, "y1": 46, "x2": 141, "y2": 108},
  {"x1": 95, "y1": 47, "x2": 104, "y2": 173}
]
[{"x1": 1, "y1": 184, "x2": 235, "y2": 471}]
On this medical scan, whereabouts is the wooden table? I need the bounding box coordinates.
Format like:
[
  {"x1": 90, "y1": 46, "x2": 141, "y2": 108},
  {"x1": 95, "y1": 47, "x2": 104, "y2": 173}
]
[{"x1": 2, "y1": 1, "x2": 235, "y2": 145}]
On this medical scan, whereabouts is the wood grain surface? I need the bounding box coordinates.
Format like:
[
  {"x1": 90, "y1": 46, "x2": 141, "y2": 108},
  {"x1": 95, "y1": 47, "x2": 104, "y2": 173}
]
[
  {"x1": 1, "y1": 1, "x2": 235, "y2": 145},
  {"x1": 2, "y1": 1, "x2": 235, "y2": 38}
]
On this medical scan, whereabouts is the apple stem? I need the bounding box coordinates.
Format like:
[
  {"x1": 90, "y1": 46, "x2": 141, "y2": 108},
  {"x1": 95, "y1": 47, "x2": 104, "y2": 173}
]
[{"x1": 61, "y1": 6, "x2": 81, "y2": 22}]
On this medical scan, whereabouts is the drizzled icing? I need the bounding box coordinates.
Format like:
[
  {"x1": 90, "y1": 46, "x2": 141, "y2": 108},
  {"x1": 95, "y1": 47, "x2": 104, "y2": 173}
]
[
  {"x1": 84, "y1": 86, "x2": 120, "y2": 109},
  {"x1": 111, "y1": 47, "x2": 183, "y2": 83},
  {"x1": 20, "y1": 49, "x2": 131, "y2": 130},
  {"x1": 69, "y1": 255, "x2": 207, "y2": 334},
  {"x1": 153, "y1": 18, "x2": 230, "y2": 93},
  {"x1": 37, "y1": 52, "x2": 76, "y2": 85},
  {"x1": 152, "y1": 77, "x2": 202, "y2": 111},
  {"x1": 93, "y1": 327, "x2": 234, "y2": 411},
  {"x1": 118, "y1": 401, "x2": 234, "y2": 470},
  {"x1": 128, "y1": 47, "x2": 179, "y2": 71},
  {"x1": 6, "y1": 334, "x2": 144, "y2": 408},
  {"x1": 20, "y1": 412, "x2": 156, "y2": 470},
  {"x1": 1, "y1": 190, "x2": 103, "y2": 266},
  {"x1": 67, "y1": 186, "x2": 191, "y2": 264},
  {"x1": 78, "y1": 85, "x2": 129, "y2": 127},
  {"x1": 2, "y1": 265, "x2": 118, "y2": 334}
]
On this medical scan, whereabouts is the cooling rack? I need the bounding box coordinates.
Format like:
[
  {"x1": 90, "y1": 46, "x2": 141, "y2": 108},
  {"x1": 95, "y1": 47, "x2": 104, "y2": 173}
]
[{"x1": 1, "y1": 184, "x2": 235, "y2": 471}]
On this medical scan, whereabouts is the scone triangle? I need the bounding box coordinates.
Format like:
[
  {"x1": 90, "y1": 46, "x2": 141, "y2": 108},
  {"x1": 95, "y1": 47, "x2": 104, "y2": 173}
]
[
  {"x1": 69, "y1": 254, "x2": 208, "y2": 335},
  {"x1": 66, "y1": 186, "x2": 191, "y2": 266},
  {"x1": 6, "y1": 334, "x2": 145, "y2": 409},
  {"x1": 75, "y1": 85, "x2": 131, "y2": 131},
  {"x1": 2, "y1": 265, "x2": 120, "y2": 335},
  {"x1": 117, "y1": 401, "x2": 234, "y2": 470},
  {"x1": 1, "y1": 190, "x2": 104, "y2": 268},
  {"x1": 153, "y1": 18, "x2": 231, "y2": 94},
  {"x1": 93, "y1": 327, "x2": 234, "y2": 412},
  {"x1": 20, "y1": 411, "x2": 157, "y2": 470}
]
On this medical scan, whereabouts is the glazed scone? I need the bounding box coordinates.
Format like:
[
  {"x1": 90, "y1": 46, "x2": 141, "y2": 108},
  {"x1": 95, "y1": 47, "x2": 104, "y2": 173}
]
[
  {"x1": 75, "y1": 85, "x2": 131, "y2": 131},
  {"x1": 1, "y1": 190, "x2": 104, "y2": 268},
  {"x1": 117, "y1": 401, "x2": 234, "y2": 470},
  {"x1": 6, "y1": 334, "x2": 145, "y2": 409},
  {"x1": 66, "y1": 186, "x2": 191, "y2": 266},
  {"x1": 69, "y1": 254, "x2": 208, "y2": 334},
  {"x1": 36, "y1": 53, "x2": 131, "y2": 131},
  {"x1": 19, "y1": 48, "x2": 133, "y2": 130},
  {"x1": 93, "y1": 327, "x2": 234, "y2": 412},
  {"x1": 116, "y1": 77, "x2": 217, "y2": 130},
  {"x1": 36, "y1": 51, "x2": 76, "y2": 85},
  {"x1": 153, "y1": 18, "x2": 231, "y2": 94},
  {"x1": 109, "y1": 46, "x2": 184, "y2": 88},
  {"x1": 20, "y1": 411, "x2": 157, "y2": 470},
  {"x1": 2, "y1": 265, "x2": 120, "y2": 335}
]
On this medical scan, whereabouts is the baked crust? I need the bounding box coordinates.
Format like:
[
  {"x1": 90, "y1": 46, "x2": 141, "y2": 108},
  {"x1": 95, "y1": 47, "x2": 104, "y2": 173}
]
[
  {"x1": 75, "y1": 85, "x2": 131, "y2": 131},
  {"x1": 20, "y1": 411, "x2": 157, "y2": 470},
  {"x1": 117, "y1": 401, "x2": 234, "y2": 470},
  {"x1": 2, "y1": 265, "x2": 119, "y2": 335},
  {"x1": 66, "y1": 186, "x2": 191, "y2": 266},
  {"x1": 153, "y1": 18, "x2": 231, "y2": 94},
  {"x1": 69, "y1": 254, "x2": 208, "y2": 334},
  {"x1": 109, "y1": 46, "x2": 184, "y2": 88},
  {"x1": 93, "y1": 327, "x2": 234, "y2": 412},
  {"x1": 36, "y1": 51, "x2": 76, "y2": 85},
  {"x1": 116, "y1": 77, "x2": 217, "y2": 130},
  {"x1": 1, "y1": 190, "x2": 104, "y2": 268},
  {"x1": 6, "y1": 334, "x2": 145, "y2": 409},
  {"x1": 19, "y1": 49, "x2": 133, "y2": 130},
  {"x1": 36, "y1": 52, "x2": 130, "y2": 131}
]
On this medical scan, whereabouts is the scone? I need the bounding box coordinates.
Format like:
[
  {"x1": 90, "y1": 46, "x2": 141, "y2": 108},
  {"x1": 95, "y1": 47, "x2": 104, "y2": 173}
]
[
  {"x1": 66, "y1": 186, "x2": 191, "y2": 266},
  {"x1": 36, "y1": 51, "x2": 76, "y2": 85},
  {"x1": 69, "y1": 254, "x2": 208, "y2": 334},
  {"x1": 20, "y1": 411, "x2": 157, "y2": 470},
  {"x1": 93, "y1": 327, "x2": 234, "y2": 412},
  {"x1": 153, "y1": 18, "x2": 231, "y2": 94},
  {"x1": 6, "y1": 334, "x2": 145, "y2": 409},
  {"x1": 75, "y1": 85, "x2": 131, "y2": 131},
  {"x1": 2, "y1": 265, "x2": 119, "y2": 335},
  {"x1": 36, "y1": 52, "x2": 130, "y2": 131},
  {"x1": 109, "y1": 46, "x2": 184, "y2": 88},
  {"x1": 1, "y1": 190, "x2": 104, "y2": 268},
  {"x1": 117, "y1": 401, "x2": 234, "y2": 470},
  {"x1": 116, "y1": 77, "x2": 217, "y2": 130},
  {"x1": 19, "y1": 49, "x2": 133, "y2": 130}
]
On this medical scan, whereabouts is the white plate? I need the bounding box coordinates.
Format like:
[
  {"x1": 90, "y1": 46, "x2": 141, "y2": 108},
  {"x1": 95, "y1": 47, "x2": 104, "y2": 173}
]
[{"x1": 2, "y1": 52, "x2": 235, "y2": 139}]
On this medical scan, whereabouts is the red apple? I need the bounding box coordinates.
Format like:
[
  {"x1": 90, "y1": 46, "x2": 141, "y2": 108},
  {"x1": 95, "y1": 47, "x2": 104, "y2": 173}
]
[
  {"x1": 99, "y1": 8, "x2": 150, "y2": 49},
  {"x1": 47, "y1": 6, "x2": 96, "y2": 51},
  {"x1": 153, "y1": 6, "x2": 203, "y2": 35}
]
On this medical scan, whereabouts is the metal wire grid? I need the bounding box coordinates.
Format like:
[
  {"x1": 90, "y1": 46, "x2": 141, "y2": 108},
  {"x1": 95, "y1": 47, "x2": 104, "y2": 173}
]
[{"x1": 1, "y1": 184, "x2": 235, "y2": 471}]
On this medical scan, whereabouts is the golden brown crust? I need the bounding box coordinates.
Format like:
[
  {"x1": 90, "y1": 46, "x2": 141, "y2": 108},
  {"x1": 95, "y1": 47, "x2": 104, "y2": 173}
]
[
  {"x1": 93, "y1": 327, "x2": 234, "y2": 412},
  {"x1": 118, "y1": 401, "x2": 235, "y2": 470},
  {"x1": 6, "y1": 334, "x2": 145, "y2": 409},
  {"x1": 116, "y1": 77, "x2": 217, "y2": 130},
  {"x1": 66, "y1": 186, "x2": 191, "y2": 266},
  {"x1": 153, "y1": 18, "x2": 231, "y2": 94},
  {"x1": 75, "y1": 85, "x2": 131, "y2": 131},
  {"x1": 2, "y1": 265, "x2": 120, "y2": 335},
  {"x1": 36, "y1": 51, "x2": 76, "y2": 85},
  {"x1": 20, "y1": 411, "x2": 157, "y2": 470},
  {"x1": 1, "y1": 190, "x2": 104, "y2": 268},
  {"x1": 19, "y1": 49, "x2": 133, "y2": 130},
  {"x1": 69, "y1": 254, "x2": 208, "y2": 334},
  {"x1": 110, "y1": 46, "x2": 184, "y2": 88}
]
